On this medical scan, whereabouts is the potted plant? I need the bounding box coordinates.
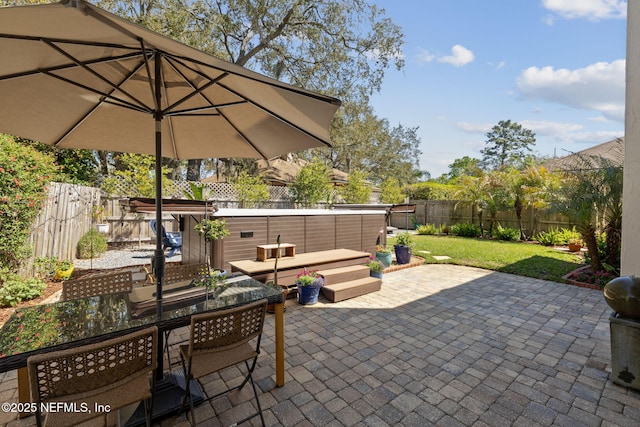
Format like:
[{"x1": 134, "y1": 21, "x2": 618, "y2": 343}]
[
  {"x1": 375, "y1": 245, "x2": 393, "y2": 267},
  {"x1": 567, "y1": 238, "x2": 583, "y2": 252},
  {"x1": 92, "y1": 205, "x2": 109, "y2": 234},
  {"x1": 394, "y1": 232, "x2": 414, "y2": 265},
  {"x1": 295, "y1": 268, "x2": 324, "y2": 305},
  {"x1": 194, "y1": 218, "x2": 230, "y2": 241},
  {"x1": 367, "y1": 257, "x2": 384, "y2": 279}
]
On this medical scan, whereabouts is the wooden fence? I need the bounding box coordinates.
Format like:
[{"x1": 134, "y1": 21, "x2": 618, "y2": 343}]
[
  {"x1": 389, "y1": 200, "x2": 574, "y2": 236},
  {"x1": 27, "y1": 182, "x2": 100, "y2": 267},
  {"x1": 27, "y1": 182, "x2": 577, "y2": 269}
]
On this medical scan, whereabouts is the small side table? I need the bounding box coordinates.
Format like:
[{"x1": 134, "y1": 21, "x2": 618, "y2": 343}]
[{"x1": 256, "y1": 243, "x2": 296, "y2": 262}]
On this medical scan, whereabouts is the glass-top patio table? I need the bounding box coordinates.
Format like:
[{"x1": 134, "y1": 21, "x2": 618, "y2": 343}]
[{"x1": 0, "y1": 273, "x2": 285, "y2": 421}]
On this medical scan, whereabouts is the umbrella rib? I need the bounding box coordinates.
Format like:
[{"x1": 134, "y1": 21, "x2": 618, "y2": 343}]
[
  {"x1": 42, "y1": 39, "x2": 151, "y2": 111},
  {"x1": 139, "y1": 42, "x2": 160, "y2": 115},
  {"x1": 217, "y1": 109, "x2": 269, "y2": 159},
  {"x1": 165, "y1": 101, "x2": 245, "y2": 117},
  {"x1": 218, "y1": 81, "x2": 333, "y2": 148},
  {"x1": 0, "y1": 50, "x2": 142, "y2": 82},
  {"x1": 51, "y1": 62, "x2": 155, "y2": 147},
  {"x1": 160, "y1": 55, "x2": 228, "y2": 115},
  {"x1": 42, "y1": 70, "x2": 151, "y2": 115}
]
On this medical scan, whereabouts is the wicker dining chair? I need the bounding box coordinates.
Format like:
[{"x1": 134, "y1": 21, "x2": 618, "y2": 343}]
[
  {"x1": 61, "y1": 271, "x2": 133, "y2": 301},
  {"x1": 179, "y1": 300, "x2": 267, "y2": 427},
  {"x1": 27, "y1": 326, "x2": 158, "y2": 427}
]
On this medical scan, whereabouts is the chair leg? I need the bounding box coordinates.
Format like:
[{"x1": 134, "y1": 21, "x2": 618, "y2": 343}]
[
  {"x1": 178, "y1": 357, "x2": 196, "y2": 427},
  {"x1": 238, "y1": 357, "x2": 258, "y2": 390},
  {"x1": 248, "y1": 369, "x2": 266, "y2": 427}
]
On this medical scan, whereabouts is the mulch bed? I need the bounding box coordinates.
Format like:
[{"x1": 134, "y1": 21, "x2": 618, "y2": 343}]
[{"x1": 0, "y1": 280, "x2": 63, "y2": 328}]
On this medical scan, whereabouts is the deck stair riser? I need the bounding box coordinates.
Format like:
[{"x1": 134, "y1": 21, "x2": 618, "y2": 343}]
[
  {"x1": 321, "y1": 277, "x2": 382, "y2": 303},
  {"x1": 318, "y1": 265, "x2": 370, "y2": 285}
]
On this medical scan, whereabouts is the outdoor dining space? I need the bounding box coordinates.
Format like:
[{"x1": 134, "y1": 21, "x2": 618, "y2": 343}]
[{"x1": 1, "y1": 264, "x2": 639, "y2": 426}]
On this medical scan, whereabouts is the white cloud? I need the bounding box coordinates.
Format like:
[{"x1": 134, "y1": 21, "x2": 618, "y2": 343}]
[
  {"x1": 521, "y1": 120, "x2": 622, "y2": 146},
  {"x1": 516, "y1": 59, "x2": 625, "y2": 122},
  {"x1": 455, "y1": 121, "x2": 492, "y2": 134},
  {"x1": 542, "y1": 0, "x2": 626, "y2": 21},
  {"x1": 417, "y1": 48, "x2": 435, "y2": 63},
  {"x1": 438, "y1": 45, "x2": 475, "y2": 67}
]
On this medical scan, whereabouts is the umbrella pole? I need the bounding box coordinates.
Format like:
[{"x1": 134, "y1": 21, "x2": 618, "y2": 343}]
[{"x1": 154, "y1": 55, "x2": 166, "y2": 379}]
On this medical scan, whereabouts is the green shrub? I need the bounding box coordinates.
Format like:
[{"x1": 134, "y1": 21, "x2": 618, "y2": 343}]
[
  {"x1": 450, "y1": 222, "x2": 482, "y2": 238},
  {"x1": 493, "y1": 225, "x2": 520, "y2": 241},
  {"x1": 0, "y1": 268, "x2": 46, "y2": 307},
  {"x1": 416, "y1": 223, "x2": 441, "y2": 235},
  {"x1": 557, "y1": 227, "x2": 581, "y2": 245},
  {"x1": 34, "y1": 256, "x2": 73, "y2": 280},
  {"x1": 77, "y1": 229, "x2": 108, "y2": 259},
  {"x1": 535, "y1": 227, "x2": 562, "y2": 246},
  {"x1": 0, "y1": 134, "x2": 59, "y2": 271}
]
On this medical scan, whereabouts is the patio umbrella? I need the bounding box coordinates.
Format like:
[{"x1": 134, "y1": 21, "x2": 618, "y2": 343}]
[{"x1": 0, "y1": 1, "x2": 340, "y2": 320}]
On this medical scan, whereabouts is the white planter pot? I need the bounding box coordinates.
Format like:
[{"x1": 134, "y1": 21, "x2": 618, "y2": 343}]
[{"x1": 95, "y1": 223, "x2": 109, "y2": 234}]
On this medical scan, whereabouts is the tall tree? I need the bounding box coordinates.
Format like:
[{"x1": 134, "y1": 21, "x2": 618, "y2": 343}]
[
  {"x1": 481, "y1": 120, "x2": 536, "y2": 171},
  {"x1": 445, "y1": 156, "x2": 483, "y2": 183},
  {"x1": 290, "y1": 159, "x2": 331, "y2": 207},
  {"x1": 92, "y1": 0, "x2": 405, "y2": 181},
  {"x1": 313, "y1": 101, "x2": 421, "y2": 185}
]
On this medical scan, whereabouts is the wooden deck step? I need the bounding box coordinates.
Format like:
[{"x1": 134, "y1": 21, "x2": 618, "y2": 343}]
[
  {"x1": 318, "y1": 265, "x2": 370, "y2": 285},
  {"x1": 321, "y1": 277, "x2": 382, "y2": 303}
]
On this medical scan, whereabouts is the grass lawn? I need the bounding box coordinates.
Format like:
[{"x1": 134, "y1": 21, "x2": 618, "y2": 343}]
[{"x1": 388, "y1": 234, "x2": 584, "y2": 283}]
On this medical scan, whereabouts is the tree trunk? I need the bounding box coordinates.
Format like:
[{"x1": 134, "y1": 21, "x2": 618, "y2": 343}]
[
  {"x1": 580, "y1": 223, "x2": 604, "y2": 273},
  {"x1": 605, "y1": 224, "x2": 622, "y2": 269},
  {"x1": 186, "y1": 159, "x2": 201, "y2": 181}
]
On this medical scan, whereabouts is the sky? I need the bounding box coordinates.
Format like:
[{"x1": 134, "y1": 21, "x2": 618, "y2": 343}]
[{"x1": 368, "y1": 0, "x2": 627, "y2": 178}]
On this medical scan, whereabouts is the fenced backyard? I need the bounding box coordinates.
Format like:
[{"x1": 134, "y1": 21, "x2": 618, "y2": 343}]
[{"x1": 28, "y1": 182, "x2": 577, "y2": 269}]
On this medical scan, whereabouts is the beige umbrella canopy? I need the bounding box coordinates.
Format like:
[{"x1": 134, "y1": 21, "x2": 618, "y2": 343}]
[{"x1": 0, "y1": 0, "x2": 340, "y2": 343}]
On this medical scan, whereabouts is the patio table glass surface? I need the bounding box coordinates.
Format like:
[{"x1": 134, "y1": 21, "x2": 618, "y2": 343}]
[{"x1": 0, "y1": 273, "x2": 283, "y2": 372}]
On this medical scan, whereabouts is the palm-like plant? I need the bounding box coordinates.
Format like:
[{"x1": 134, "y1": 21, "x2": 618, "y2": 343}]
[{"x1": 551, "y1": 154, "x2": 622, "y2": 273}]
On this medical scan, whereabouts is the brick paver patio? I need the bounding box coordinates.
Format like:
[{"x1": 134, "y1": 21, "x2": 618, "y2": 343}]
[{"x1": 1, "y1": 264, "x2": 639, "y2": 426}]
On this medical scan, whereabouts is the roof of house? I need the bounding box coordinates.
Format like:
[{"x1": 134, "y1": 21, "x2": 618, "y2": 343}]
[
  {"x1": 256, "y1": 158, "x2": 349, "y2": 186},
  {"x1": 544, "y1": 137, "x2": 624, "y2": 171}
]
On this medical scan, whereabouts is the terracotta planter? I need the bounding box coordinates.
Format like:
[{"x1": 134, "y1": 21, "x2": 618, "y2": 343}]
[{"x1": 568, "y1": 243, "x2": 583, "y2": 252}]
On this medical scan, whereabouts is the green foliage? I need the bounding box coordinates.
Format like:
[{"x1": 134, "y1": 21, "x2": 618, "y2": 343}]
[
  {"x1": 493, "y1": 225, "x2": 521, "y2": 241},
  {"x1": 290, "y1": 159, "x2": 331, "y2": 207},
  {"x1": 394, "y1": 232, "x2": 415, "y2": 249},
  {"x1": 77, "y1": 229, "x2": 108, "y2": 259},
  {"x1": 405, "y1": 181, "x2": 459, "y2": 200},
  {"x1": 295, "y1": 269, "x2": 322, "y2": 287},
  {"x1": 379, "y1": 177, "x2": 405, "y2": 204},
  {"x1": 535, "y1": 227, "x2": 582, "y2": 246},
  {"x1": 535, "y1": 228, "x2": 562, "y2": 246},
  {"x1": 183, "y1": 182, "x2": 210, "y2": 201},
  {"x1": 194, "y1": 219, "x2": 230, "y2": 241},
  {"x1": 34, "y1": 256, "x2": 73, "y2": 280},
  {"x1": 416, "y1": 224, "x2": 441, "y2": 235},
  {"x1": 481, "y1": 120, "x2": 536, "y2": 170},
  {"x1": 444, "y1": 156, "x2": 483, "y2": 182},
  {"x1": 340, "y1": 169, "x2": 371, "y2": 204},
  {"x1": 100, "y1": 153, "x2": 172, "y2": 197},
  {"x1": 0, "y1": 134, "x2": 60, "y2": 271},
  {"x1": 367, "y1": 258, "x2": 384, "y2": 273},
  {"x1": 232, "y1": 171, "x2": 269, "y2": 208},
  {"x1": 450, "y1": 222, "x2": 482, "y2": 238},
  {"x1": 0, "y1": 268, "x2": 46, "y2": 308}
]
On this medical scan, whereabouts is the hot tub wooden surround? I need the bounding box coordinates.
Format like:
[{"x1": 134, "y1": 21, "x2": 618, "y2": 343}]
[{"x1": 228, "y1": 248, "x2": 382, "y2": 302}]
